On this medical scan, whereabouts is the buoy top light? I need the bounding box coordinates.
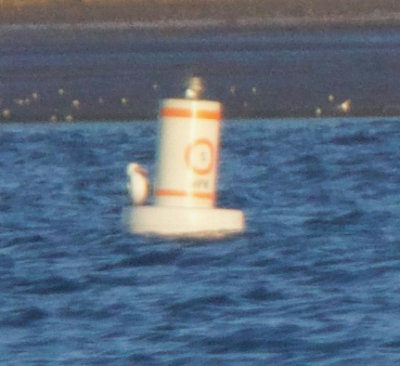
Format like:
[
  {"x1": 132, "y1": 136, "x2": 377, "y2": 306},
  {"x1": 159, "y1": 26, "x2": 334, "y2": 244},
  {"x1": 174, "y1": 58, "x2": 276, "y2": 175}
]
[{"x1": 185, "y1": 76, "x2": 205, "y2": 99}]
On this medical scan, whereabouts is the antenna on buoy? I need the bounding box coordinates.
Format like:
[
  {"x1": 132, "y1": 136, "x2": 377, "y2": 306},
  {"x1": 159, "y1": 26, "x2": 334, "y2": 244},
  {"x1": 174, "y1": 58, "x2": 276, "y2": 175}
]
[{"x1": 123, "y1": 76, "x2": 245, "y2": 238}]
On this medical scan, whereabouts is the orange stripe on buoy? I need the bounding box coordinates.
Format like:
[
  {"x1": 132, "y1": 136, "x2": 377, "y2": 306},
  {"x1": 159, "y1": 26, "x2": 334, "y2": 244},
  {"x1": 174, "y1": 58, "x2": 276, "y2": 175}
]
[
  {"x1": 155, "y1": 189, "x2": 215, "y2": 200},
  {"x1": 161, "y1": 107, "x2": 221, "y2": 121}
]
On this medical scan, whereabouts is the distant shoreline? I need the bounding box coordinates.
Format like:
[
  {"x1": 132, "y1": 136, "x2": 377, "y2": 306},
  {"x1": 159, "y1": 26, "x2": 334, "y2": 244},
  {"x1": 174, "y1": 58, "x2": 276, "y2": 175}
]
[
  {"x1": 1, "y1": 15, "x2": 400, "y2": 43},
  {"x1": 1, "y1": 14, "x2": 400, "y2": 33},
  {"x1": 1, "y1": 0, "x2": 400, "y2": 34}
]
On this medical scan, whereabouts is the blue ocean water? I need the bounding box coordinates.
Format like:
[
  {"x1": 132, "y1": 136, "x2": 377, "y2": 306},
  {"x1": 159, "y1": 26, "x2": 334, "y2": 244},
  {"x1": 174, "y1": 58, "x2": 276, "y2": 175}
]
[{"x1": 1, "y1": 117, "x2": 400, "y2": 364}]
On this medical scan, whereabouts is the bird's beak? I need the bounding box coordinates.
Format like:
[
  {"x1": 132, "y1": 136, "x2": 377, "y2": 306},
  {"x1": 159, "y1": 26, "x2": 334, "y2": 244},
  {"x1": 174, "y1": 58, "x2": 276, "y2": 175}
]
[{"x1": 135, "y1": 166, "x2": 148, "y2": 176}]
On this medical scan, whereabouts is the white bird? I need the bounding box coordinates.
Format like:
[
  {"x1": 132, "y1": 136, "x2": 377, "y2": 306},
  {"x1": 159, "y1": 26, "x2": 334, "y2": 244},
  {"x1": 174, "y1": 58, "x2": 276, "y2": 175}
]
[
  {"x1": 337, "y1": 99, "x2": 351, "y2": 113},
  {"x1": 126, "y1": 162, "x2": 149, "y2": 206}
]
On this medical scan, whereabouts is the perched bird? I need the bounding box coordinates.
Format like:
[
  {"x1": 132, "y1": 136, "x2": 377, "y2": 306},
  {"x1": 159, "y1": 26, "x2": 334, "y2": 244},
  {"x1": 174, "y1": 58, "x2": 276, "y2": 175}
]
[{"x1": 126, "y1": 162, "x2": 149, "y2": 206}]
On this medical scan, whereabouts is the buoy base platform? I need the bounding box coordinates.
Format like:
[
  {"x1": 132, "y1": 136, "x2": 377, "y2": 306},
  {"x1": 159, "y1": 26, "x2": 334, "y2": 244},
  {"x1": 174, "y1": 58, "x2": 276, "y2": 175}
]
[{"x1": 123, "y1": 206, "x2": 245, "y2": 239}]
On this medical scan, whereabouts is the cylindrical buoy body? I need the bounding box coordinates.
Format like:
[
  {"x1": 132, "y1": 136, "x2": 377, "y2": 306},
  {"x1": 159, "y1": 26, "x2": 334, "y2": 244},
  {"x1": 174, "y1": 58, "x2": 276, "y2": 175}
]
[{"x1": 154, "y1": 98, "x2": 222, "y2": 208}]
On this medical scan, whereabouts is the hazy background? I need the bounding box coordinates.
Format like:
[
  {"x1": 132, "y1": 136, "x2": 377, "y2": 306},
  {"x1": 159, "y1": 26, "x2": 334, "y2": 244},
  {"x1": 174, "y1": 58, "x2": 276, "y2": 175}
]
[
  {"x1": 1, "y1": 1, "x2": 400, "y2": 122},
  {"x1": 1, "y1": 0, "x2": 400, "y2": 28}
]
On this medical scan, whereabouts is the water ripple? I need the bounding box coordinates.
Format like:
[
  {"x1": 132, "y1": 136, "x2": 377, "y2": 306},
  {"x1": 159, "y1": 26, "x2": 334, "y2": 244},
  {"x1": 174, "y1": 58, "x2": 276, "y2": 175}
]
[{"x1": 1, "y1": 118, "x2": 400, "y2": 364}]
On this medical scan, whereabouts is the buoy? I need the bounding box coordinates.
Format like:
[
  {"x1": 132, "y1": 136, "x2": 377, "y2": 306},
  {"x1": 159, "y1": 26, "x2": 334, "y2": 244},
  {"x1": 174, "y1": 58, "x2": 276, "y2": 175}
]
[
  {"x1": 72, "y1": 99, "x2": 80, "y2": 109},
  {"x1": 123, "y1": 77, "x2": 245, "y2": 238},
  {"x1": 315, "y1": 107, "x2": 322, "y2": 117},
  {"x1": 2, "y1": 108, "x2": 11, "y2": 119}
]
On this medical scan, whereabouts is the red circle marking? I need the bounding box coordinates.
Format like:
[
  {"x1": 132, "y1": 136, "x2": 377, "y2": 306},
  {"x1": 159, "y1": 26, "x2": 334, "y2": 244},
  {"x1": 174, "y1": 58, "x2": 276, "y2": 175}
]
[{"x1": 184, "y1": 138, "x2": 214, "y2": 175}]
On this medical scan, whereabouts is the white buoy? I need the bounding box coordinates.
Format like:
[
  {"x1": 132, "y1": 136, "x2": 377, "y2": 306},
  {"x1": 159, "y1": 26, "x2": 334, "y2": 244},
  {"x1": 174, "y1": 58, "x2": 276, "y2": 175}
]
[
  {"x1": 123, "y1": 77, "x2": 245, "y2": 238},
  {"x1": 72, "y1": 99, "x2": 80, "y2": 109}
]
